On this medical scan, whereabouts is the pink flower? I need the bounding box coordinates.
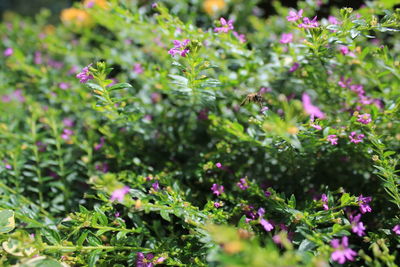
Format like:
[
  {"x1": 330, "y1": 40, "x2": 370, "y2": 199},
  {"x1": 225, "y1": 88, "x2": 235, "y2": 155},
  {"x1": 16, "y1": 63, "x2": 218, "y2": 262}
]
[
  {"x1": 233, "y1": 31, "x2": 246, "y2": 43},
  {"x1": 311, "y1": 124, "x2": 322, "y2": 130},
  {"x1": 133, "y1": 63, "x2": 144, "y2": 74},
  {"x1": 85, "y1": 0, "x2": 95, "y2": 8},
  {"x1": 357, "y1": 195, "x2": 372, "y2": 213},
  {"x1": 286, "y1": 9, "x2": 303, "y2": 22},
  {"x1": 4, "y1": 48, "x2": 13, "y2": 57},
  {"x1": 76, "y1": 64, "x2": 93, "y2": 83},
  {"x1": 214, "y1": 202, "x2": 222, "y2": 208},
  {"x1": 211, "y1": 184, "x2": 224, "y2": 196},
  {"x1": 61, "y1": 129, "x2": 74, "y2": 141},
  {"x1": 237, "y1": 177, "x2": 249, "y2": 190},
  {"x1": 59, "y1": 82, "x2": 70, "y2": 90},
  {"x1": 214, "y1": 17, "x2": 234, "y2": 33},
  {"x1": 152, "y1": 181, "x2": 160, "y2": 191},
  {"x1": 392, "y1": 225, "x2": 400, "y2": 235},
  {"x1": 340, "y1": 46, "x2": 350, "y2": 55},
  {"x1": 260, "y1": 106, "x2": 269, "y2": 113},
  {"x1": 349, "y1": 132, "x2": 365, "y2": 144},
  {"x1": 330, "y1": 236, "x2": 357, "y2": 264},
  {"x1": 298, "y1": 16, "x2": 319, "y2": 29},
  {"x1": 280, "y1": 33, "x2": 293, "y2": 44},
  {"x1": 62, "y1": 118, "x2": 74, "y2": 128},
  {"x1": 302, "y1": 93, "x2": 325, "y2": 119},
  {"x1": 110, "y1": 186, "x2": 130, "y2": 202},
  {"x1": 168, "y1": 39, "x2": 190, "y2": 57},
  {"x1": 289, "y1": 62, "x2": 300, "y2": 72},
  {"x1": 260, "y1": 219, "x2": 274, "y2": 232},
  {"x1": 350, "y1": 214, "x2": 366, "y2": 236},
  {"x1": 321, "y1": 193, "x2": 329, "y2": 210},
  {"x1": 215, "y1": 162, "x2": 222, "y2": 168},
  {"x1": 94, "y1": 137, "x2": 105, "y2": 151},
  {"x1": 34, "y1": 51, "x2": 42, "y2": 64},
  {"x1": 357, "y1": 113, "x2": 371, "y2": 124},
  {"x1": 338, "y1": 77, "x2": 352, "y2": 88},
  {"x1": 327, "y1": 135, "x2": 338, "y2": 145},
  {"x1": 328, "y1": 16, "x2": 340, "y2": 25}
]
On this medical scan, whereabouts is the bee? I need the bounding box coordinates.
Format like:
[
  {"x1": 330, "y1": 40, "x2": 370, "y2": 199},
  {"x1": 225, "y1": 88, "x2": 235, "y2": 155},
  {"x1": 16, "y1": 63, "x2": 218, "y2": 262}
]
[{"x1": 240, "y1": 92, "x2": 264, "y2": 107}]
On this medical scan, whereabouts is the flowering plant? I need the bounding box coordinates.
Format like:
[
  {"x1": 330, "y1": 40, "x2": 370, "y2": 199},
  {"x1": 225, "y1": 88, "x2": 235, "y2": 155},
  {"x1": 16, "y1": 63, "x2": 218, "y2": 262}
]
[{"x1": 0, "y1": 0, "x2": 399, "y2": 266}]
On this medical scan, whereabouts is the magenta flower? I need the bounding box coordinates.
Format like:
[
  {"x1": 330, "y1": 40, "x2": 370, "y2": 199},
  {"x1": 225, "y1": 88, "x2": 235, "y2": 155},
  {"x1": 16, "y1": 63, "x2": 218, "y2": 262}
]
[
  {"x1": 260, "y1": 106, "x2": 269, "y2": 113},
  {"x1": 3, "y1": 48, "x2": 13, "y2": 57},
  {"x1": 133, "y1": 63, "x2": 144, "y2": 74},
  {"x1": 152, "y1": 181, "x2": 160, "y2": 191},
  {"x1": 215, "y1": 162, "x2": 222, "y2": 168},
  {"x1": 350, "y1": 84, "x2": 365, "y2": 96},
  {"x1": 85, "y1": 0, "x2": 95, "y2": 8},
  {"x1": 237, "y1": 177, "x2": 249, "y2": 190},
  {"x1": 61, "y1": 128, "x2": 74, "y2": 141},
  {"x1": 214, "y1": 202, "x2": 222, "y2": 208},
  {"x1": 392, "y1": 225, "x2": 400, "y2": 235},
  {"x1": 94, "y1": 137, "x2": 105, "y2": 151},
  {"x1": 350, "y1": 214, "x2": 366, "y2": 236},
  {"x1": 338, "y1": 77, "x2": 352, "y2": 88},
  {"x1": 349, "y1": 132, "x2": 365, "y2": 144},
  {"x1": 357, "y1": 114, "x2": 372, "y2": 124},
  {"x1": 260, "y1": 218, "x2": 274, "y2": 232},
  {"x1": 136, "y1": 252, "x2": 154, "y2": 267},
  {"x1": 280, "y1": 33, "x2": 293, "y2": 44},
  {"x1": 298, "y1": 17, "x2": 319, "y2": 29},
  {"x1": 357, "y1": 195, "x2": 372, "y2": 213},
  {"x1": 168, "y1": 39, "x2": 190, "y2": 57},
  {"x1": 327, "y1": 135, "x2": 338, "y2": 145},
  {"x1": 233, "y1": 31, "x2": 246, "y2": 43},
  {"x1": 59, "y1": 82, "x2": 70, "y2": 90},
  {"x1": 289, "y1": 62, "x2": 300, "y2": 72},
  {"x1": 330, "y1": 236, "x2": 357, "y2": 264},
  {"x1": 76, "y1": 64, "x2": 93, "y2": 83},
  {"x1": 214, "y1": 17, "x2": 234, "y2": 33},
  {"x1": 286, "y1": 9, "x2": 303, "y2": 21},
  {"x1": 302, "y1": 93, "x2": 325, "y2": 119},
  {"x1": 328, "y1": 16, "x2": 340, "y2": 25},
  {"x1": 311, "y1": 123, "x2": 322, "y2": 130},
  {"x1": 62, "y1": 118, "x2": 74, "y2": 128},
  {"x1": 321, "y1": 193, "x2": 329, "y2": 210},
  {"x1": 211, "y1": 183, "x2": 224, "y2": 196},
  {"x1": 110, "y1": 186, "x2": 130, "y2": 202},
  {"x1": 340, "y1": 46, "x2": 350, "y2": 55},
  {"x1": 34, "y1": 51, "x2": 42, "y2": 64}
]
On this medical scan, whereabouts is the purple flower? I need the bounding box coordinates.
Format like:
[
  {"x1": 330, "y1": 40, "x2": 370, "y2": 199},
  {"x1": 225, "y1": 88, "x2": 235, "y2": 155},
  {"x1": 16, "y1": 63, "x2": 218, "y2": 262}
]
[
  {"x1": 214, "y1": 17, "x2": 234, "y2": 33},
  {"x1": 237, "y1": 177, "x2": 249, "y2": 190},
  {"x1": 133, "y1": 63, "x2": 144, "y2": 74},
  {"x1": 264, "y1": 190, "x2": 271, "y2": 197},
  {"x1": 357, "y1": 114, "x2": 371, "y2": 124},
  {"x1": 198, "y1": 109, "x2": 209, "y2": 120},
  {"x1": 59, "y1": 82, "x2": 70, "y2": 90},
  {"x1": 340, "y1": 46, "x2": 350, "y2": 55},
  {"x1": 151, "y1": 3, "x2": 158, "y2": 9},
  {"x1": 260, "y1": 219, "x2": 274, "y2": 232},
  {"x1": 311, "y1": 123, "x2": 322, "y2": 130},
  {"x1": 289, "y1": 62, "x2": 300, "y2": 72},
  {"x1": 61, "y1": 128, "x2": 74, "y2": 141},
  {"x1": 34, "y1": 51, "x2": 42, "y2": 64},
  {"x1": 136, "y1": 252, "x2": 154, "y2": 267},
  {"x1": 330, "y1": 236, "x2": 357, "y2": 264},
  {"x1": 36, "y1": 141, "x2": 47, "y2": 152},
  {"x1": 233, "y1": 31, "x2": 246, "y2": 43},
  {"x1": 152, "y1": 181, "x2": 160, "y2": 191},
  {"x1": 298, "y1": 17, "x2": 319, "y2": 29},
  {"x1": 286, "y1": 9, "x2": 303, "y2": 22},
  {"x1": 216, "y1": 162, "x2": 222, "y2": 168},
  {"x1": 392, "y1": 225, "x2": 400, "y2": 235},
  {"x1": 280, "y1": 33, "x2": 293, "y2": 44},
  {"x1": 168, "y1": 39, "x2": 190, "y2": 57},
  {"x1": 328, "y1": 16, "x2": 340, "y2": 25},
  {"x1": 302, "y1": 93, "x2": 325, "y2": 119},
  {"x1": 211, "y1": 183, "x2": 224, "y2": 196},
  {"x1": 76, "y1": 64, "x2": 93, "y2": 83},
  {"x1": 321, "y1": 193, "x2": 329, "y2": 210},
  {"x1": 357, "y1": 195, "x2": 372, "y2": 213},
  {"x1": 350, "y1": 214, "x2": 366, "y2": 236},
  {"x1": 4, "y1": 48, "x2": 13, "y2": 57},
  {"x1": 349, "y1": 132, "x2": 365, "y2": 144},
  {"x1": 110, "y1": 186, "x2": 130, "y2": 202},
  {"x1": 94, "y1": 137, "x2": 105, "y2": 151},
  {"x1": 338, "y1": 77, "x2": 352, "y2": 88},
  {"x1": 214, "y1": 202, "x2": 222, "y2": 208},
  {"x1": 260, "y1": 106, "x2": 269, "y2": 113},
  {"x1": 85, "y1": 1, "x2": 95, "y2": 8},
  {"x1": 62, "y1": 118, "x2": 74, "y2": 128},
  {"x1": 327, "y1": 135, "x2": 338, "y2": 145},
  {"x1": 95, "y1": 162, "x2": 109, "y2": 173}
]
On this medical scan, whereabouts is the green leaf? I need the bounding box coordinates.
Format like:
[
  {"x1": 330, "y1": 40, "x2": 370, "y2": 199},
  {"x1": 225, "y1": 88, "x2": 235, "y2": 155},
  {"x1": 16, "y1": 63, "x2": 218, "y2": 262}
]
[
  {"x1": 41, "y1": 229, "x2": 61, "y2": 245},
  {"x1": 298, "y1": 239, "x2": 316, "y2": 251},
  {"x1": 340, "y1": 193, "x2": 350, "y2": 206},
  {"x1": 108, "y1": 83, "x2": 133, "y2": 91},
  {"x1": 88, "y1": 250, "x2": 102, "y2": 267},
  {"x1": 0, "y1": 210, "x2": 15, "y2": 234},
  {"x1": 160, "y1": 210, "x2": 171, "y2": 222},
  {"x1": 87, "y1": 233, "x2": 102, "y2": 246},
  {"x1": 76, "y1": 230, "x2": 89, "y2": 246},
  {"x1": 18, "y1": 257, "x2": 64, "y2": 267},
  {"x1": 86, "y1": 82, "x2": 103, "y2": 91}
]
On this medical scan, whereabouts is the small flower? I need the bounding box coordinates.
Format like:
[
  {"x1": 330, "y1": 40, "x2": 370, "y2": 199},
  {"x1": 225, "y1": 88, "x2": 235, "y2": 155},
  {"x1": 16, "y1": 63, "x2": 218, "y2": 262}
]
[
  {"x1": 168, "y1": 39, "x2": 190, "y2": 57},
  {"x1": 214, "y1": 17, "x2": 234, "y2": 33},
  {"x1": 338, "y1": 77, "x2": 352, "y2": 88},
  {"x1": 328, "y1": 16, "x2": 340, "y2": 25},
  {"x1": 61, "y1": 129, "x2": 74, "y2": 141},
  {"x1": 260, "y1": 219, "x2": 274, "y2": 232},
  {"x1": 76, "y1": 64, "x2": 93, "y2": 83},
  {"x1": 34, "y1": 51, "x2": 42, "y2": 64},
  {"x1": 152, "y1": 181, "x2": 160, "y2": 191},
  {"x1": 214, "y1": 201, "x2": 223, "y2": 208},
  {"x1": 321, "y1": 193, "x2": 329, "y2": 210},
  {"x1": 264, "y1": 190, "x2": 271, "y2": 197},
  {"x1": 211, "y1": 183, "x2": 224, "y2": 196},
  {"x1": 350, "y1": 214, "x2": 366, "y2": 236},
  {"x1": 4, "y1": 48, "x2": 13, "y2": 57},
  {"x1": 94, "y1": 136, "x2": 105, "y2": 151},
  {"x1": 237, "y1": 177, "x2": 249, "y2": 190},
  {"x1": 289, "y1": 62, "x2": 300, "y2": 72},
  {"x1": 233, "y1": 31, "x2": 246, "y2": 43},
  {"x1": 151, "y1": 3, "x2": 158, "y2": 8},
  {"x1": 349, "y1": 132, "x2": 365, "y2": 144},
  {"x1": 286, "y1": 9, "x2": 303, "y2": 21},
  {"x1": 62, "y1": 118, "x2": 74, "y2": 128},
  {"x1": 357, "y1": 195, "x2": 372, "y2": 213},
  {"x1": 136, "y1": 252, "x2": 154, "y2": 267},
  {"x1": 357, "y1": 113, "x2": 371, "y2": 124},
  {"x1": 340, "y1": 45, "x2": 350, "y2": 55},
  {"x1": 215, "y1": 162, "x2": 222, "y2": 168},
  {"x1": 392, "y1": 225, "x2": 400, "y2": 235},
  {"x1": 280, "y1": 33, "x2": 293, "y2": 44},
  {"x1": 330, "y1": 236, "x2": 357, "y2": 264},
  {"x1": 327, "y1": 135, "x2": 338, "y2": 145},
  {"x1": 311, "y1": 123, "x2": 322, "y2": 130},
  {"x1": 260, "y1": 106, "x2": 269, "y2": 113},
  {"x1": 59, "y1": 82, "x2": 70, "y2": 90},
  {"x1": 302, "y1": 93, "x2": 325, "y2": 119},
  {"x1": 110, "y1": 186, "x2": 130, "y2": 202},
  {"x1": 298, "y1": 16, "x2": 319, "y2": 29},
  {"x1": 133, "y1": 63, "x2": 144, "y2": 74}
]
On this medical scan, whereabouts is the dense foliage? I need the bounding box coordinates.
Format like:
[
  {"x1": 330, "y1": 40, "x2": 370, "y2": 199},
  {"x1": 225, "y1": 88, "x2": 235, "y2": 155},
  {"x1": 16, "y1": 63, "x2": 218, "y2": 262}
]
[{"x1": 0, "y1": 0, "x2": 399, "y2": 266}]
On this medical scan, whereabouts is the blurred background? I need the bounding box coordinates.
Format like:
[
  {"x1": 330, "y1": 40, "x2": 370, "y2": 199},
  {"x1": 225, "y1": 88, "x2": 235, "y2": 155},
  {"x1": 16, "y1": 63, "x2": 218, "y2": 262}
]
[{"x1": 0, "y1": 0, "x2": 368, "y2": 21}]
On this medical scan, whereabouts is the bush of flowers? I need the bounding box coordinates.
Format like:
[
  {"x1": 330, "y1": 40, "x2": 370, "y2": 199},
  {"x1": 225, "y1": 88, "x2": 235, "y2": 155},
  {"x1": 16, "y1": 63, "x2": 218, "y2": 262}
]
[{"x1": 0, "y1": 0, "x2": 399, "y2": 266}]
